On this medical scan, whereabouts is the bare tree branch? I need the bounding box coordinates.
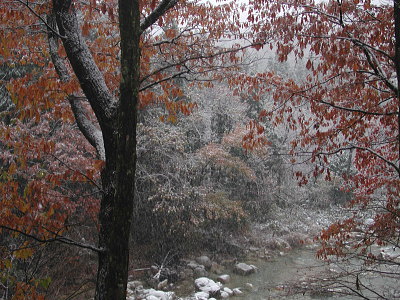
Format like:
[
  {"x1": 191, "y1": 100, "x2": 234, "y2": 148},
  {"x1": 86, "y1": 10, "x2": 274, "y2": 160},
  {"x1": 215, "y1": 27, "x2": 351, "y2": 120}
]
[
  {"x1": 52, "y1": 0, "x2": 117, "y2": 135},
  {"x1": 47, "y1": 11, "x2": 106, "y2": 160},
  {"x1": 68, "y1": 96, "x2": 106, "y2": 160}
]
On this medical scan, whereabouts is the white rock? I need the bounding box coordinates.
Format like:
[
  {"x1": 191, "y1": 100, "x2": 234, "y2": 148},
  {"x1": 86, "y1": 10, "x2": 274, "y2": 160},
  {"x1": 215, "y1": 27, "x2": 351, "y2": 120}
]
[
  {"x1": 223, "y1": 287, "x2": 233, "y2": 296},
  {"x1": 245, "y1": 283, "x2": 254, "y2": 290},
  {"x1": 194, "y1": 291, "x2": 209, "y2": 300},
  {"x1": 232, "y1": 288, "x2": 243, "y2": 295},
  {"x1": 249, "y1": 265, "x2": 258, "y2": 271},
  {"x1": 217, "y1": 274, "x2": 230, "y2": 283},
  {"x1": 194, "y1": 277, "x2": 221, "y2": 297},
  {"x1": 220, "y1": 291, "x2": 229, "y2": 298},
  {"x1": 141, "y1": 288, "x2": 175, "y2": 300}
]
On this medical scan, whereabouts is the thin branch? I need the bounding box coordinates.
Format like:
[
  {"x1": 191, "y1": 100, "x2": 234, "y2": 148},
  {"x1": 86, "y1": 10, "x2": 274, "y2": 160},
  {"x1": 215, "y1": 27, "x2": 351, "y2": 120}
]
[
  {"x1": 0, "y1": 225, "x2": 104, "y2": 253},
  {"x1": 318, "y1": 98, "x2": 398, "y2": 116},
  {"x1": 140, "y1": 70, "x2": 189, "y2": 92},
  {"x1": 49, "y1": 153, "x2": 103, "y2": 191},
  {"x1": 16, "y1": 0, "x2": 66, "y2": 39},
  {"x1": 315, "y1": 145, "x2": 400, "y2": 175},
  {"x1": 140, "y1": 42, "x2": 255, "y2": 85}
]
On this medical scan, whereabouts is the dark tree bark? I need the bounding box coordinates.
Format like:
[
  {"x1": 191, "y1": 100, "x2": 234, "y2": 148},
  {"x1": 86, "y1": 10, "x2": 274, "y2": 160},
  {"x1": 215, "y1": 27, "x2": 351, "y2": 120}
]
[
  {"x1": 94, "y1": 0, "x2": 140, "y2": 298},
  {"x1": 50, "y1": 0, "x2": 180, "y2": 298}
]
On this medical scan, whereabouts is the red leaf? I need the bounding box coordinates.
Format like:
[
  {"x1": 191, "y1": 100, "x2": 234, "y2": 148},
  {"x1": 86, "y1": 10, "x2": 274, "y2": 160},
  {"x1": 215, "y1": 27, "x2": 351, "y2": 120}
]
[{"x1": 150, "y1": 0, "x2": 157, "y2": 10}]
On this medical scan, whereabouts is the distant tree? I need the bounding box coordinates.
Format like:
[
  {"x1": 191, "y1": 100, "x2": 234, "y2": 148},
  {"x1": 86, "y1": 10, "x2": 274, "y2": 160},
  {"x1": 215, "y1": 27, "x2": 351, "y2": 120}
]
[{"x1": 244, "y1": 0, "x2": 400, "y2": 297}]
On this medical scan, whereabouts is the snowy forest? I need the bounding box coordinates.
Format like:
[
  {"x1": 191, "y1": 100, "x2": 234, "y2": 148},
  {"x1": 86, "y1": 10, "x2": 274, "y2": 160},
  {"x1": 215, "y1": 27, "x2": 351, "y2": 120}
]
[{"x1": 0, "y1": 0, "x2": 399, "y2": 299}]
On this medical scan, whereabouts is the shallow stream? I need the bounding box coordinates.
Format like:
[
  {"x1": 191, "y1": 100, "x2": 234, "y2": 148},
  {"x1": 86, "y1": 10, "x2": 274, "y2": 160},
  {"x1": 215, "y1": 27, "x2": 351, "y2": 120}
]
[
  {"x1": 220, "y1": 246, "x2": 400, "y2": 299},
  {"x1": 175, "y1": 245, "x2": 400, "y2": 299},
  {"x1": 223, "y1": 247, "x2": 341, "y2": 299}
]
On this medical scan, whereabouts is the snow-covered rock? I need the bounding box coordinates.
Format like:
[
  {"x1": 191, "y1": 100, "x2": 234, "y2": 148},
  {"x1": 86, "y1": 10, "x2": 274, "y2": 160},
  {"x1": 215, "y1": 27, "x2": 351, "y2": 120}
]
[
  {"x1": 194, "y1": 291, "x2": 209, "y2": 300},
  {"x1": 194, "y1": 277, "x2": 221, "y2": 297},
  {"x1": 222, "y1": 287, "x2": 233, "y2": 296},
  {"x1": 135, "y1": 288, "x2": 176, "y2": 300},
  {"x1": 232, "y1": 288, "x2": 243, "y2": 295},
  {"x1": 217, "y1": 274, "x2": 230, "y2": 283},
  {"x1": 220, "y1": 291, "x2": 230, "y2": 298},
  {"x1": 127, "y1": 280, "x2": 143, "y2": 292}
]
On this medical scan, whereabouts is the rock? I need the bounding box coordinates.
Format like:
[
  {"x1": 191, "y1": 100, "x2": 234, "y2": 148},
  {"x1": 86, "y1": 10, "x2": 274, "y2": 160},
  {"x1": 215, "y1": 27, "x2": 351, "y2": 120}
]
[
  {"x1": 220, "y1": 291, "x2": 229, "y2": 298},
  {"x1": 232, "y1": 288, "x2": 243, "y2": 295},
  {"x1": 222, "y1": 287, "x2": 233, "y2": 296},
  {"x1": 194, "y1": 291, "x2": 209, "y2": 300},
  {"x1": 193, "y1": 266, "x2": 208, "y2": 277},
  {"x1": 233, "y1": 263, "x2": 257, "y2": 275},
  {"x1": 196, "y1": 256, "x2": 212, "y2": 269},
  {"x1": 157, "y1": 279, "x2": 168, "y2": 290},
  {"x1": 127, "y1": 280, "x2": 143, "y2": 291},
  {"x1": 179, "y1": 267, "x2": 194, "y2": 280},
  {"x1": 140, "y1": 288, "x2": 176, "y2": 300},
  {"x1": 244, "y1": 283, "x2": 255, "y2": 290},
  {"x1": 187, "y1": 261, "x2": 199, "y2": 269},
  {"x1": 187, "y1": 262, "x2": 208, "y2": 277},
  {"x1": 194, "y1": 277, "x2": 221, "y2": 297},
  {"x1": 217, "y1": 274, "x2": 230, "y2": 284}
]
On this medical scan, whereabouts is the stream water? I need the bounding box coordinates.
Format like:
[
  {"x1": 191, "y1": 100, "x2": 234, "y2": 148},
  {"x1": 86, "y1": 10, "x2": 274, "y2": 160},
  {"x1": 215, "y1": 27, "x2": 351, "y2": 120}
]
[
  {"x1": 222, "y1": 246, "x2": 400, "y2": 299},
  {"x1": 224, "y1": 247, "x2": 341, "y2": 300},
  {"x1": 174, "y1": 245, "x2": 400, "y2": 299}
]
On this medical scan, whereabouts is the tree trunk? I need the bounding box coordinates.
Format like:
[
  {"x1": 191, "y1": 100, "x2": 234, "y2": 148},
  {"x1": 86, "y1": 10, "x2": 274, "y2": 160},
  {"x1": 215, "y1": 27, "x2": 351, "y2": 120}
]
[
  {"x1": 95, "y1": 0, "x2": 140, "y2": 299},
  {"x1": 53, "y1": 0, "x2": 140, "y2": 298},
  {"x1": 52, "y1": 0, "x2": 182, "y2": 297}
]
